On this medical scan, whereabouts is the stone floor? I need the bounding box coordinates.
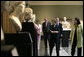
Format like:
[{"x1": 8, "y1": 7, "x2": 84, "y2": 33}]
[{"x1": 38, "y1": 39, "x2": 83, "y2": 56}]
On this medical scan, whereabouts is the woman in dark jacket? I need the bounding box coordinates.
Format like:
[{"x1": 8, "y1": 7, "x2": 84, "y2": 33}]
[{"x1": 49, "y1": 19, "x2": 60, "y2": 56}]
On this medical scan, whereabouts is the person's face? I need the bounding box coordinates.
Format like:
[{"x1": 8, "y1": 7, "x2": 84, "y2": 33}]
[
  {"x1": 56, "y1": 18, "x2": 59, "y2": 22},
  {"x1": 53, "y1": 21, "x2": 56, "y2": 25},
  {"x1": 44, "y1": 18, "x2": 48, "y2": 22},
  {"x1": 52, "y1": 20, "x2": 56, "y2": 25},
  {"x1": 74, "y1": 19, "x2": 77, "y2": 25}
]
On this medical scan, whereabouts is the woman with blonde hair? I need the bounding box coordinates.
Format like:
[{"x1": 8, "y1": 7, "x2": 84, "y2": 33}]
[{"x1": 34, "y1": 19, "x2": 42, "y2": 55}]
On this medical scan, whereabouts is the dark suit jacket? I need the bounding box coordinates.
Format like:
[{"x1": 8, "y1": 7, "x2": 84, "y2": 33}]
[
  {"x1": 50, "y1": 23, "x2": 63, "y2": 38},
  {"x1": 42, "y1": 21, "x2": 51, "y2": 34},
  {"x1": 58, "y1": 23, "x2": 63, "y2": 37}
]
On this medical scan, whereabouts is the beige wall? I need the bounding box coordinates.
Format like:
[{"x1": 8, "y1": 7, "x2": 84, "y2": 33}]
[
  {"x1": 31, "y1": 5, "x2": 83, "y2": 23},
  {"x1": 1, "y1": 1, "x2": 83, "y2": 33}
]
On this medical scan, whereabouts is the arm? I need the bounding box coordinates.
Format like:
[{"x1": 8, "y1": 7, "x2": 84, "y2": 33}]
[
  {"x1": 60, "y1": 24, "x2": 63, "y2": 37},
  {"x1": 42, "y1": 23, "x2": 45, "y2": 33},
  {"x1": 50, "y1": 30, "x2": 59, "y2": 34},
  {"x1": 81, "y1": 25, "x2": 83, "y2": 37},
  {"x1": 34, "y1": 23, "x2": 37, "y2": 28},
  {"x1": 70, "y1": 25, "x2": 73, "y2": 40},
  {"x1": 40, "y1": 25, "x2": 42, "y2": 33},
  {"x1": 50, "y1": 24, "x2": 59, "y2": 34}
]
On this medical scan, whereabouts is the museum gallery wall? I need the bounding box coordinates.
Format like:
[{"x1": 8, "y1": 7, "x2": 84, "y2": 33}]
[
  {"x1": 31, "y1": 5, "x2": 83, "y2": 24},
  {"x1": 1, "y1": 1, "x2": 83, "y2": 33}
]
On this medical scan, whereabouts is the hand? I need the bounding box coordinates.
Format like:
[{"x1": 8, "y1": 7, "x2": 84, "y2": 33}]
[
  {"x1": 52, "y1": 31, "x2": 59, "y2": 33},
  {"x1": 37, "y1": 33, "x2": 40, "y2": 35},
  {"x1": 51, "y1": 31, "x2": 54, "y2": 33},
  {"x1": 61, "y1": 34, "x2": 63, "y2": 37},
  {"x1": 50, "y1": 30, "x2": 52, "y2": 32},
  {"x1": 54, "y1": 31, "x2": 59, "y2": 33},
  {"x1": 50, "y1": 30, "x2": 54, "y2": 33}
]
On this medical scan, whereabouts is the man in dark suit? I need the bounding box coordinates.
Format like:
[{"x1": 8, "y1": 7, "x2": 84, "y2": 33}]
[
  {"x1": 55, "y1": 17, "x2": 63, "y2": 47},
  {"x1": 42, "y1": 18, "x2": 51, "y2": 55},
  {"x1": 49, "y1": 17, "x2": 63, "y2": 56}
]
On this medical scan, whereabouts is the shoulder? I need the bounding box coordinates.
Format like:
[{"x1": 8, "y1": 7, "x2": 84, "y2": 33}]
[
  {"x1": 78, "y1": 24, "x2": 82, "y2": 27},
  {"x1": 71, "y1": 25, "x2": 75, "y2": 29},
  {"x1": 78, "y1": 24, "x2": 82, "y2": 28},
  {"x1": 59, "y1": 23, "x2": 62, "y2": 25},
  {"x1": 42, "y1": 22, "x2": 45, "y2": 24},
  {"x1": 48, "y1": 21, "x2": 51, "y2": 23}
]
